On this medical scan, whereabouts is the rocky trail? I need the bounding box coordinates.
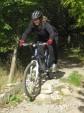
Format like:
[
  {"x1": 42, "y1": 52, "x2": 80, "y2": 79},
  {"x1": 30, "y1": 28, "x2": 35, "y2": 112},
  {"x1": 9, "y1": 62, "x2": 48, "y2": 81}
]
[{"x1": 0, "y1": 58, "x2": 84, "y2": 113}]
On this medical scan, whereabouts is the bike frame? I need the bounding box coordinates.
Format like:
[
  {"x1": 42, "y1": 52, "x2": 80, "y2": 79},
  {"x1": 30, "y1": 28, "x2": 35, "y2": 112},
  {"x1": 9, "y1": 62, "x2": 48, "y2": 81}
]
[
  {"x1": 23, "y1": 42, "x2": 49, "y2": 72},
  {"x1": 32, "y1": 42, "x2": 49, "y2": 72}
]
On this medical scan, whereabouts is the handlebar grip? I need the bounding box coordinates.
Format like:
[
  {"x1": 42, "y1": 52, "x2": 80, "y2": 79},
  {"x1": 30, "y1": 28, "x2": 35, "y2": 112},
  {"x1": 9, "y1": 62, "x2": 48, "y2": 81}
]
[{"x1": 22, "y1": 43, "x2": 29, "y2": 46}]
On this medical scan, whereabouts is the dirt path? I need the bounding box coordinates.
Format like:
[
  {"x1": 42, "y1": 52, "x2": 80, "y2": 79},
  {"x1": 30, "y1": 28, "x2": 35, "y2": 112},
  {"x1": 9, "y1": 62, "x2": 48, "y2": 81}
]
[
  {"x1": 0, "y1": 94, "x2": 84, "y2": 113},
  {"x1": 0, "y1": 58, "x2": 84, "y2": 113}
]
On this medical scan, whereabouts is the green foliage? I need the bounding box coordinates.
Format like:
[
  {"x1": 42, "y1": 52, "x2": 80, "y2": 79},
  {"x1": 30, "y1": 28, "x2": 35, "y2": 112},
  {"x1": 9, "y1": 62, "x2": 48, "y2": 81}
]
[
  {"x1": 0, "y1": 0, "x2": 38, "y2": 52},
  {"x1": 0, "y1": 0, "x2": 84, "y2": 53},
  {"x1": 67, "y1": 71, "x2": 82, "y2": 86},
  {"x1": 62, "y1": 0, "x2": 84, "y2": 27},
  {"x1": 7, "y1": 93, "x2": 23, "y2": 106}
]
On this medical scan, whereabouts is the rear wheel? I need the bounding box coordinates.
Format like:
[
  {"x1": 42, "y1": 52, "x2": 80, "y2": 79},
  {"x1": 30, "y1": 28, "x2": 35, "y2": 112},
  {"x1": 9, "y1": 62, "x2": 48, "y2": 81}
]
[{"x1": 24, "y1": 60, "x2": 41, "y2": 101}]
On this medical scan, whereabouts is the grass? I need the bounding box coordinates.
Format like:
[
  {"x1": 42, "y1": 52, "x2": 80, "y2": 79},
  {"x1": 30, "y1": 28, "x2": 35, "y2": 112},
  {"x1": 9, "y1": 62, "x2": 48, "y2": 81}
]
[
  {"x1": 6, "y1": 92, "x2": 24, "y2": 106},
  {"x1": 0, "y1": 67, "x2": 8, "y2": 90},
  {"x1": 61, "y1": 71, "x2": 84, "y2": 87},
  {"x1": 0, "y1": 66, "x2": 24, "y2": 107},
  {"x1": 67, "y1": 71, "x2": 83, "y2": 86},
  {"x1": 0, "y1": 66, "x2": 23, "y2": 91}
]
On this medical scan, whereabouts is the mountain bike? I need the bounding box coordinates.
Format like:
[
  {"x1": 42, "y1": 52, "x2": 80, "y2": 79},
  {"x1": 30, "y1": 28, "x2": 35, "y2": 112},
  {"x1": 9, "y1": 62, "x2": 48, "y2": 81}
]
[{"x1": 23, "y1": 41, "x2": 53, "y2": 100}]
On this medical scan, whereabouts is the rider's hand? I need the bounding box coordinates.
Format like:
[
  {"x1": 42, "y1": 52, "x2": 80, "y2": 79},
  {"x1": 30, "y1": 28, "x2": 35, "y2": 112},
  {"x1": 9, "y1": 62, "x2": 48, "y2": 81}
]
[
  {"x1": 47, "y1": 38, "x2": 53, "y2": 45},
  {"x1": 19, "y1": 39, "x2": 25, "y2": 47}
]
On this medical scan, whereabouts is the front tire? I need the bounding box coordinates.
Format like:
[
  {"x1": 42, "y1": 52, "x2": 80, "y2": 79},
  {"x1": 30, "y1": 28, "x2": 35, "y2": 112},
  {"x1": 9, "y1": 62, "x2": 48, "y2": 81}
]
[{"x1": 24, "y1": 60, "x2": 41, "y2": 101}]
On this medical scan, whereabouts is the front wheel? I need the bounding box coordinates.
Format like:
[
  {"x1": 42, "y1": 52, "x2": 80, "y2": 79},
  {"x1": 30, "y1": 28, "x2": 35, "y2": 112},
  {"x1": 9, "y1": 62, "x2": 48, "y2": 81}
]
[{"x1": 24, "y1": 60, "x2": 41, "y2": 101}]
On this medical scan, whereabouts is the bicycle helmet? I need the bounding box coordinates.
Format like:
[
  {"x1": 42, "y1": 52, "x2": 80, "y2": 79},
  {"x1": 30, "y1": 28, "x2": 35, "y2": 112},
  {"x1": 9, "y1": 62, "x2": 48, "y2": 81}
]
[{"x1": 32, "y1": 10, "x2": 43, "y2": 20}]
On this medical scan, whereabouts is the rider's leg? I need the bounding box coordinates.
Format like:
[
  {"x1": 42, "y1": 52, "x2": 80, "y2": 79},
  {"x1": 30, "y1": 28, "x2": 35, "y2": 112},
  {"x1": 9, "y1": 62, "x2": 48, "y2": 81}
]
[
  {"x1": 47, "y1": 45, "x2": 55, "y2": 67},
  {"x1": 52, "y1": 42, "x2": 58, "y2": 72},
  {"x1": 52, "y1": 39, "x2": 58, "y2": 64},
  {"x1": 48, "y1": 39, "x2": 58, "y2": 72}
]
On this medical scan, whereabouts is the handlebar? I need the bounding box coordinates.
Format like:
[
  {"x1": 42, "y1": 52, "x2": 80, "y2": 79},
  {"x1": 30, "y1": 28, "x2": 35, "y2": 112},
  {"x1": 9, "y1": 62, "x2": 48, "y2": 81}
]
[{"x1": 22, "y1": 42, "x2": 48, "y2": 47}]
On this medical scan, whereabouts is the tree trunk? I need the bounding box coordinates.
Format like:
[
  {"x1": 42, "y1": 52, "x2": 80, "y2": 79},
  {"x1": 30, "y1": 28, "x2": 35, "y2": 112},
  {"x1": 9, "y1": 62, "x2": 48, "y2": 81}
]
[{"x1": 8, "y1": 48, "x2": 17, "y2": 84}]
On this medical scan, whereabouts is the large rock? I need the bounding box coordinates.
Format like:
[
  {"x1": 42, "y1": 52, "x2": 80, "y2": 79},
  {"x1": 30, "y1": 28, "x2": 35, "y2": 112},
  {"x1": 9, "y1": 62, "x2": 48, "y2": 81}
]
[
  {"x1": 61, "y1": 87, "x2": 71, "y2": 96},
  {"x1": 53, "y1": 82, "x2": 66, "y2": 90},
  {"x1": 41, "y1": 88, "x2": 53, "y2": 94},
  {"x1": 51, "y1": 91, "x2": 63, "y2": 102},
  {"x1": 41, "y1": 79, "x2": 59, "y2": 90},
  {"x1": 41, "y1": 79, "x2": 60, "y2": 94},
  {"x1": 35, "y1": 80, "x2": 73, "y2": 103},
  {"x1": 35, "y1": 94, "x2": 51, "y2": 103},
  {"x1": 35, "y1": 91, "x2": 63, "y2": 104}
]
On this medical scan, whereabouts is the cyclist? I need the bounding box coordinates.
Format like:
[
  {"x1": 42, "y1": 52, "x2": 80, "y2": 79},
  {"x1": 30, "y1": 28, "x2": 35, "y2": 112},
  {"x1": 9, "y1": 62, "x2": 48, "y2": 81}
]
[{"x1": 19, "y1": 10, "x2": 58, "y2": 72}]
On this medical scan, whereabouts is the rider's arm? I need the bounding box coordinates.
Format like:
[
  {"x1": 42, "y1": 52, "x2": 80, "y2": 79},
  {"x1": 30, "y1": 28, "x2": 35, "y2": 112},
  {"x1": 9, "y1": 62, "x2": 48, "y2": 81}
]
[
  {"x1": 45, "y1": 22, "x2": 56, "y2": 40},
  {"x1": 19, "y1": 22, "x2": 33, "y2": 47},
  {"x1": 21, "y1": 22, "x2": 33, "y2": 40}
]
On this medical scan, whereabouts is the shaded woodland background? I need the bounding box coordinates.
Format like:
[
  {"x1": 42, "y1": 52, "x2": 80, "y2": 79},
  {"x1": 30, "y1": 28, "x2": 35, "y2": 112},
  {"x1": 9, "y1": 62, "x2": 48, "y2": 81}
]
[{"x1": 0, "y1": 0, "x2": 84, "y2": 71}]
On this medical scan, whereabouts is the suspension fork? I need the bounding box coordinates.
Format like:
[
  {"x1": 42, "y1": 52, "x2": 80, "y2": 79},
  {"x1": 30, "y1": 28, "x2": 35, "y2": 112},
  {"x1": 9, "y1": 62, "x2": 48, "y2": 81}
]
[
  {"x1": 34, "y1": 47, "x2": 41, "y2": 71},
  {"x1": 45, "y1": 47, "x2": 49, "y2": 69}
]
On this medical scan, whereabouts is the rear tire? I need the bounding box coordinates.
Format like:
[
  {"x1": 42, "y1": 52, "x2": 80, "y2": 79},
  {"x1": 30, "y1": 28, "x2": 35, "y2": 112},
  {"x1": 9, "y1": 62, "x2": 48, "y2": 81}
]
[{"x1": 24, "y1": 60, "x2": 41, "y2": 101}]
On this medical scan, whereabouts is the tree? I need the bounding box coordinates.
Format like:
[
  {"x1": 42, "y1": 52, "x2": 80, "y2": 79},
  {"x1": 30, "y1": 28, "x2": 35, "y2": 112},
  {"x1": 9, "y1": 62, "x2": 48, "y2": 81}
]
[{"x1": 61, "y1": 0, "x2": 84, "y2": 27}]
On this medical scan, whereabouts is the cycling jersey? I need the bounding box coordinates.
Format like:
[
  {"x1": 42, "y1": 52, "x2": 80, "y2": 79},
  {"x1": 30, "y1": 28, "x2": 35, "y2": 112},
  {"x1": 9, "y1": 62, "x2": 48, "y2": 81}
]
[{"x1": 22, "y1": 21, "x2": 57, "y2": 42}]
